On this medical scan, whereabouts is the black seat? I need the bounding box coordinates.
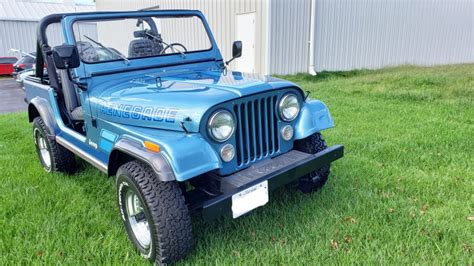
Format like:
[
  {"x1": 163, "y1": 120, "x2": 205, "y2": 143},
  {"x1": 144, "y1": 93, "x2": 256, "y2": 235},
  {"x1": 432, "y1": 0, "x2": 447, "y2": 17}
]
[
  {"x1": 128, "y1": 38, "x2": 162, "y2": 58},
  {"x1": 77, "y1": 41, "x2": 99, "y2": 62},
  {"x1": 59, "y1": 70, "x2": 83, "y2": 121},
  {"x1": 57, "y1": 41, "x2": 100, "y2": 121}
]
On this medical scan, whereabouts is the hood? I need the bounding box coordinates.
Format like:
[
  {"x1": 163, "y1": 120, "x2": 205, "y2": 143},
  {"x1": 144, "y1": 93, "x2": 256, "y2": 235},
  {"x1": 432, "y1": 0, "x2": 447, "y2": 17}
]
[{"x1": 90, "y1": 69, "x2": 299, "y2": 132}]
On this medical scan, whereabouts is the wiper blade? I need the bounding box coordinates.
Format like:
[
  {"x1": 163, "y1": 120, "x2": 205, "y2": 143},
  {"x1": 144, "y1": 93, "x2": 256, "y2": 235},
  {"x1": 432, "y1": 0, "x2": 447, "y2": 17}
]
[{"x1": 83, "y1": 35, "x2": 130, "y2": 64}]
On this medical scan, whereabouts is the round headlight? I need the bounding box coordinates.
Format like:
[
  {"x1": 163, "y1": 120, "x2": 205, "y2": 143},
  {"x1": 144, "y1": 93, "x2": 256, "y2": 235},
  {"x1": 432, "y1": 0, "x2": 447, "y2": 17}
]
[
  {"x1": 279, "y1": 94, "x2": 300, "y2": 121},
  {"x1": 208, "y1": 110, "x2": 235, "y2": 142}
]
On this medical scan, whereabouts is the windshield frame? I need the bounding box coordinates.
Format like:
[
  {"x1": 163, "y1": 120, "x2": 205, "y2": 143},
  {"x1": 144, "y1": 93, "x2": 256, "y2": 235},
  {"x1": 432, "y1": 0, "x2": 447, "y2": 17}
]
[
  {"x1": 72, "y1": 14, "x2": 215, "y2": 65},
  {"x1": 61, "y1": 10, "x2": 222, "y2": 78}
]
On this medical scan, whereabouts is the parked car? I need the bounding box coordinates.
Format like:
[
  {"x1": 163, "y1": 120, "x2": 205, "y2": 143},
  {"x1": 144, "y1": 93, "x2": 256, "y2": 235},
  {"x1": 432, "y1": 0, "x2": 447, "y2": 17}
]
[
  {"x1": 0, "y1": 57, "x2": 18, "y2": 75},
  {"x1": 13, "y1": 52, "x2": 36, "y2": 77},
  {"x1": 25, "y1": 11, "x2": 344, "y2": 264}
]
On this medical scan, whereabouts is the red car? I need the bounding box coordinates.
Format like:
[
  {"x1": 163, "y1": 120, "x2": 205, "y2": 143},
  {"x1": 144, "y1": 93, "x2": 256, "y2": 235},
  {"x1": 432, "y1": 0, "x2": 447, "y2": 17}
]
[{"x1": 0, "y1": 57, "x2": 18, "y2": 75}]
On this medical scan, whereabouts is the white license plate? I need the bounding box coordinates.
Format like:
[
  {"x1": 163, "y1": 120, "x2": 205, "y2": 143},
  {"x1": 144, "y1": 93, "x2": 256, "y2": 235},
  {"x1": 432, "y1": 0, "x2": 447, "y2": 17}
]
[{"x1": 231, "y1": 181, "x2": 269, "y2": 219}]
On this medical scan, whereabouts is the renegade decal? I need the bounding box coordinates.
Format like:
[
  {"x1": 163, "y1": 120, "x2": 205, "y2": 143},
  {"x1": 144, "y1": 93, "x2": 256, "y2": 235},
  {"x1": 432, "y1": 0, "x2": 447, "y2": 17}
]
[{"x1": 100, "y1": 103, "x2": 178, "y2": 123}]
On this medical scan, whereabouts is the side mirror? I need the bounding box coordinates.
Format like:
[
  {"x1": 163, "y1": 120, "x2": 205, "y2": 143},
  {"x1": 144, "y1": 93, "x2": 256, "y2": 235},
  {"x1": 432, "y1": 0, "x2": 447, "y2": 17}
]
[
  {"x1": 225, "y1": 40, "x2": 243, "y2": 65},
  {"x1": 232, "y1": 40, "x2": 242, "y2": 59},
  {"x1": 52, "y1": 45, "x2": 80, "y2": 69}
]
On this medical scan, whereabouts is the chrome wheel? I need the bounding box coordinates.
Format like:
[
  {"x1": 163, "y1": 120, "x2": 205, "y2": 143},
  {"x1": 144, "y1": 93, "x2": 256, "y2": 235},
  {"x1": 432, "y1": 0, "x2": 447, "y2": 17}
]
[
  {"x1": 125, "y1": 190, "x2": 151, "y2": 249},
  {"x1": 34, "y1": 128, "x2": 51, "y2": 168}
]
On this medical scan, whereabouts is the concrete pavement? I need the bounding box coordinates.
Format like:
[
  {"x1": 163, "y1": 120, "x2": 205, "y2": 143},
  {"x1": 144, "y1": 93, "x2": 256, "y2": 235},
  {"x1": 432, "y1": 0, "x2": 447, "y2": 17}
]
[{"x1": 0, "y1": 78, "x2": 27, "y2": 114}]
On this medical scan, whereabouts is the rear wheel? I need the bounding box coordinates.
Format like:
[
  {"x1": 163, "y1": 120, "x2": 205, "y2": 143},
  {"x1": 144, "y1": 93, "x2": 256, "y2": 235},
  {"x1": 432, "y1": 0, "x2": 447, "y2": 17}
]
[
  {"x1": 116, "y1": 160, "x2": 194, "y2": 264},
  {"x1": 32, "y1": 117, "x2": 75, "y2": 173},
  {"x1": 294, "y1": 132, "x2": 331, "y2": 193}
]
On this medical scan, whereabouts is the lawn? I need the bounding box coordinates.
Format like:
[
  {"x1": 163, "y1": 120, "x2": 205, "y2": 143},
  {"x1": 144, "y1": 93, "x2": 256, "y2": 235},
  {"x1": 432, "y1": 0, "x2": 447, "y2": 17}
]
[{"x1": 0, "y1": 64, "x2": 472, "y2": 264}]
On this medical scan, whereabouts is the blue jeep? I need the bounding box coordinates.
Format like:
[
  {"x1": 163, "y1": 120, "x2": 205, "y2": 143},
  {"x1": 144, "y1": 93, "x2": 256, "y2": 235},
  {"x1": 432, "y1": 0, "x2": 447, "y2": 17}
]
[{"x1": 25, "y1": 10, "x2": 344, "y2": 263}]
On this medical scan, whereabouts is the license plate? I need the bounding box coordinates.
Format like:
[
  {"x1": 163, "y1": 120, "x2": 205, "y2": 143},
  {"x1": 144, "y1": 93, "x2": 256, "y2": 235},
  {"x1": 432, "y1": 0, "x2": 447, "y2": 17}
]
[{"x1": 231, "y1": 181, "x2": 269, "y2": 219}]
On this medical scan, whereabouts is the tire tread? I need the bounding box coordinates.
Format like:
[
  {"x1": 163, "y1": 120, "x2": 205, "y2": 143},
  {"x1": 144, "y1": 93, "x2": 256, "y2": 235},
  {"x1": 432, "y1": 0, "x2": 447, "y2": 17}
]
[
  {"x1": 117, "y1": 161, "x2": 194, "y2": 264},
  {"x1": 33, "y1": 117, "x2": 75, "y2": 173},
  {"x1": 294, "y1": 132, "x2": 331, "y2": 193}
]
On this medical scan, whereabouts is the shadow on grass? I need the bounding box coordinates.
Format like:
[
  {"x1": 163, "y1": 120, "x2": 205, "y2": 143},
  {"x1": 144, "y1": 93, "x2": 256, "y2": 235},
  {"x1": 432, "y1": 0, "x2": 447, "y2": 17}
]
[{"x1": 70, "y1": 156, "x2": 354, "y2": 262}]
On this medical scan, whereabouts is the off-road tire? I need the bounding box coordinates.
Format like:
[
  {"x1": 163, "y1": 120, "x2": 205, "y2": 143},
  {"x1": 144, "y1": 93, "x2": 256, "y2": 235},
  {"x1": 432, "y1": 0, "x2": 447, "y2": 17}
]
[
  {"x1": 32, "y1": 117, "x2": 75, "y2": 173},
  {"x1": 116, "y1": 160, "x2": 194, "y2": 264},
  {"x1": 294, "y1": 132, "x2": 331, "y2": 193}
]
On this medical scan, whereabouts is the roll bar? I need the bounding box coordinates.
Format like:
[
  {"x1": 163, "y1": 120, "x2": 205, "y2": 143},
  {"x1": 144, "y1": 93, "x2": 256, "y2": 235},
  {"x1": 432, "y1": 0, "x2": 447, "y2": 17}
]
[
  {"x1": 35, "y1": 14, "x2": 64, "y2": 88},
  {"x1": 35, "y1": 10, "x2": 202, "y2": 86}
]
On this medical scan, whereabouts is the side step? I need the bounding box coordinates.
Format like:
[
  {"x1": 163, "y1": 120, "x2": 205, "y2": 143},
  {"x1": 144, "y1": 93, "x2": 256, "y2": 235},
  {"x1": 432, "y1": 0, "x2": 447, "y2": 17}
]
[{"x1": 220, "y1": 150, "x2": 313, "y2": 193}]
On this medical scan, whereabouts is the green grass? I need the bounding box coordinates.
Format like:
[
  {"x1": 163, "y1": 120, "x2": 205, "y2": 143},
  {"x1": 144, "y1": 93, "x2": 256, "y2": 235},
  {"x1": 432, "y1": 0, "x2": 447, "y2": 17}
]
[{"x1": 1, "y1": 64, "x2": 473, "y2": 264}]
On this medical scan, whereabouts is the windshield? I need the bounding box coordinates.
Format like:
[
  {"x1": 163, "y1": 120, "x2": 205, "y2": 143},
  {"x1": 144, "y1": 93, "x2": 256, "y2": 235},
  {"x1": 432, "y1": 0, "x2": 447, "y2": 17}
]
[{"x1": 73, "y1": 15, "x2": 212, "y2": 63}]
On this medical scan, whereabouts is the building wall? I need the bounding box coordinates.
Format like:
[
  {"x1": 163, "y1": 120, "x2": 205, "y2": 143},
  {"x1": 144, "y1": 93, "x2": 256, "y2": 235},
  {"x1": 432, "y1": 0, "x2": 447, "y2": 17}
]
[
  {"x1": 96, "y1": 0, "x2": 473, "y2": 74},
  {"x1": 96, "y1": 0, "x2": 269, "y2": 73},
  {"x1": 0, "y1": 21, "x2": 82, "y2": 56},
  {"x1": 313, "y1": 0, "x2": 474, "y2": 71},
  {"x1": 0, "y1": 21, "x2": 39, "y2": 56},
  {"x1": 0, "y1": 20, "x2": 97, "y2": 56},
  {"x1": 268, "y1": 0, "x2": 312, "y2": 74},
  {"x1": 0, "y1": 0, "x2": 95, "y2": 57}
]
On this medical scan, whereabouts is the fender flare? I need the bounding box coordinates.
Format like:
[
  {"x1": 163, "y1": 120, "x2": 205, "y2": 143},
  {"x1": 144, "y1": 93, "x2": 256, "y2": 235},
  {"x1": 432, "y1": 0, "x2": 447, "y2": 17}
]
[
  {"x1": 294, "y1": 100, "x2": 334, "y2": 140},
  {"x1": 109, "y1": 138, "x2": 176, "y2": 182},
  {"x1": 28, "y1": 97, "x2": 60, "y2": 138}
]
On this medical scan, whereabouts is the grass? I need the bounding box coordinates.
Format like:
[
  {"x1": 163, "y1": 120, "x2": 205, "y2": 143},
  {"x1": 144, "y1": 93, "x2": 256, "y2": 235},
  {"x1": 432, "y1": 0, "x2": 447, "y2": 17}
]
[{"x1": 1, "y1": 64, "x2": 473, "y2": 264}]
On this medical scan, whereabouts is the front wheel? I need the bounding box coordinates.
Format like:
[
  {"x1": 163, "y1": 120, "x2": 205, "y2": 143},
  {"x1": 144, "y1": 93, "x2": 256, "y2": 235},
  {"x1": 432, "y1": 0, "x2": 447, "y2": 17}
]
[
  {"x1": 116, "y1": 160, "x2": 194, "y2": 264},
  {"x1": 294, "y1": 132, "x2": 331, "y2": 193}
]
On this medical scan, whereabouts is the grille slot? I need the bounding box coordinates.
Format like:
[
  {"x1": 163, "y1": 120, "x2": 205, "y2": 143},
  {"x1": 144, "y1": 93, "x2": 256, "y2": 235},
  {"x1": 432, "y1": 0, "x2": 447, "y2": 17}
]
[{"x1": 234, "y1": 95, "x2": 279, "y2": 166}]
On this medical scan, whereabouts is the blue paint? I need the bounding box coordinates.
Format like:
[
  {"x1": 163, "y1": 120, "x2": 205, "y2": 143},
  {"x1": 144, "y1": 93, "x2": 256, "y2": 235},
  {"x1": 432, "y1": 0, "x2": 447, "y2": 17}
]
[
  {"x1": 99, "y1": 139, "x2": 114, "y2": 152},
  {"x1": 294, "y1": 100, "x2": 334, "y2": 140},
  {"x1": 99, "y1": 103, "x2": 178, "y2": 123},
  {"x1": 100, "y1": 129, "x2": 118, "y2": 142},
  {"x1": 99, "y1": 129, "x2": 118, "y2": 152},
  {"x1": 26, "y1": 10, "x2": 338, "y2": 182}
]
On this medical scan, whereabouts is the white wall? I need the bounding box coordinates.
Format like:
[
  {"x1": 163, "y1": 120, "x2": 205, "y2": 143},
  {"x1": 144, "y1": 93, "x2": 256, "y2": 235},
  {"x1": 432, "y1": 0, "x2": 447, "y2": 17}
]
[
  {"x1": 96, "y1": 0, "x2": 474, "y2": 74},
  {"x1": 313, "y1": 0, "x2": 474, "y2": 71},
  {"x1": 0, "y1": 21, "x2": 38, "y2": 56},
  {"x1": 0, "y1": 21, "x2": 96, "y2": 56},
  {"x1": 268, "y1": 0, "x2": 312, "y2": 74}
]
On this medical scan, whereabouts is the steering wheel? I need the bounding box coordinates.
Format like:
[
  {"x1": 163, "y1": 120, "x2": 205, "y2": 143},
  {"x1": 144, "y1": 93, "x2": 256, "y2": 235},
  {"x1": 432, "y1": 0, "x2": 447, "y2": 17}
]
[{"x1": 160, "y1": 43, "x2": 188, "y2": 55}]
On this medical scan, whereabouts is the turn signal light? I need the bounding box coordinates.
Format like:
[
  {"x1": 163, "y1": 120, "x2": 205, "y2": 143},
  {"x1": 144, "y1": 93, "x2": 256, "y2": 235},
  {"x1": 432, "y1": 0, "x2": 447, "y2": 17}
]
[{"x1": 144, "y1": 141, "x2": 160, "y2": 153}]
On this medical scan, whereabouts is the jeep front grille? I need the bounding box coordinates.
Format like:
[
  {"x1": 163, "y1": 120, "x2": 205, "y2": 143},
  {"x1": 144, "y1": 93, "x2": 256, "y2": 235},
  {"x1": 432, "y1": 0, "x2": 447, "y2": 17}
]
[{"x1": 233, "y1": 95, "x2": 280, "y2": 166}]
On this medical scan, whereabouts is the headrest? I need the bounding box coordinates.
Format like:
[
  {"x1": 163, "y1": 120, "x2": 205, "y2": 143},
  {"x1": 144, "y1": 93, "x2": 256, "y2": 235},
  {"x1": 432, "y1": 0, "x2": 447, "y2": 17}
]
[{"x1": 133, "y1": 30, "x2": 147, "y2": 38}]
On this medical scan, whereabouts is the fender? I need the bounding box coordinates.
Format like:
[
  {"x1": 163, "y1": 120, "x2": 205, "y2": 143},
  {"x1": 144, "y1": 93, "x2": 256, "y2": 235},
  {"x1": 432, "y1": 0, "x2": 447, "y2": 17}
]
[
  {"x1": 111, "y1": 138, "x2": 176, "y2": 181},
  {"x1": 109, "y1": 132, "x2": 221, "y2": 182},
  {"x1": 28, "y1": 96, "x2": 60, "y2": 138},
  {"x1": 294, "y1": 100, "x2": 334, "y2": 140}
]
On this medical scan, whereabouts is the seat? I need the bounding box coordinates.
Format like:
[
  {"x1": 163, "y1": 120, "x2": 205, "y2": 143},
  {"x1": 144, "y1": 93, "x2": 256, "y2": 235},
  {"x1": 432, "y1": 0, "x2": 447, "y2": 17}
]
[
  {"x1": 128, "y1": 38, "x2": 162, "y2": 58},
  {"x1": 56, "y1": 41, "x2": 98, "y2": 121},
  {"x1": 59, "y1": 70, "x2": 83, "y2": 121},
  {"x1": 77, "y1": 41, "x2": 99, "y2": 62}
]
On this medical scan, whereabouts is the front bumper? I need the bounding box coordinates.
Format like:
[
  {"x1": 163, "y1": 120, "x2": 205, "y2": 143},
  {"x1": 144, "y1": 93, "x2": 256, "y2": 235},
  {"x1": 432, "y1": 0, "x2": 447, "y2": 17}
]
[{"x1": 197, "y1": 145, "x2": 344, "y2": 220}]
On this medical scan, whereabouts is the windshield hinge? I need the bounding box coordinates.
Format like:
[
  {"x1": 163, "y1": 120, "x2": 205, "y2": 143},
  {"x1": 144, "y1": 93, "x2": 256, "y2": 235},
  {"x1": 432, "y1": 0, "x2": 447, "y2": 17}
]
[
  {"x1": 180, "y1": 117, "x2": 192, "y2": 134},
  {"x1": 215, "y1": 59, "x2": 226, "y2": 70}
]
